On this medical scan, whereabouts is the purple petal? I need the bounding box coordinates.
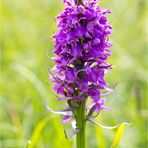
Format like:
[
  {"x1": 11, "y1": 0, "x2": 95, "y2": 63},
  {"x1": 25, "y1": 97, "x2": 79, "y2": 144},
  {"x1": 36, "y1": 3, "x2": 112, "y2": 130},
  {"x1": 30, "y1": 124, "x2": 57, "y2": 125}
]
[{"x1": 62, "y1": 115, "x2": 71, "y2": 123}]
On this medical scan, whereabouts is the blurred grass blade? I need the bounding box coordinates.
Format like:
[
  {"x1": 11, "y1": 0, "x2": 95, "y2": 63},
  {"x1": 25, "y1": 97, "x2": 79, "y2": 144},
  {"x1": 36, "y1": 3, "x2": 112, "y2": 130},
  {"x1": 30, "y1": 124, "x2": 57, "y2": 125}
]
[
  {"x1": 111, "y1": 122, "x2": 131, "y2": 148},
  {"x1": 12, "y1": 63, "x2": 49, "y2": 102},
  {"x1": 0, "y1": 122, "x2": 18, "y2": 133},
  {"x1": 28, "y1": 117, "x2": 50, "y2": 148},
  {"x1": 95, "y1": 116, "x2": 106, "y2": 148},
  {"x1": 1, "y1": 139, "x2": 27, "y2": 148}
]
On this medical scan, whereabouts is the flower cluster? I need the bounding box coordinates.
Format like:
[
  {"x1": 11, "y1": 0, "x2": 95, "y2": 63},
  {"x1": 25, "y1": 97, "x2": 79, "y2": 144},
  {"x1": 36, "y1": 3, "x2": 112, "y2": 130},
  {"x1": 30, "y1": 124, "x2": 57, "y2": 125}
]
[{"x1": 50, "y1": 0, "x2": 112, "y2": 121}]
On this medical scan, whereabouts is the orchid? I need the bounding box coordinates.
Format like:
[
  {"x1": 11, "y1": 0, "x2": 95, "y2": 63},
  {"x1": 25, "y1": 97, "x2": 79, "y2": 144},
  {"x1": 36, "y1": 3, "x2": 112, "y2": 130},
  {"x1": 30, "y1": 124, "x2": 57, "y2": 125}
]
[{"x1": 48, "y1": 0, "x2": 114, "y2": 147}]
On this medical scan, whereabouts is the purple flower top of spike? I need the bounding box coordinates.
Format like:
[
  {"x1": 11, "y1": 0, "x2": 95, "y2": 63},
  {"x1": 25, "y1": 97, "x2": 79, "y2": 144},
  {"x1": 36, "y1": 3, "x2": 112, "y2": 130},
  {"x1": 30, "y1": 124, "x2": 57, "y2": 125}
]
[{"x1": 49, "y1": 0, "x2": 113, "y2": 122}]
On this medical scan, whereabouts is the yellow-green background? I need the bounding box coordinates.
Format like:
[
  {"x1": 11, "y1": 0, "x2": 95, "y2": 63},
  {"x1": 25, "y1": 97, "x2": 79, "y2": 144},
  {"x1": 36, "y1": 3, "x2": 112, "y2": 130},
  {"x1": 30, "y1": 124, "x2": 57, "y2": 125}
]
[{"x1": 1, "y1": 0, "x2": 147, "y2": 147}]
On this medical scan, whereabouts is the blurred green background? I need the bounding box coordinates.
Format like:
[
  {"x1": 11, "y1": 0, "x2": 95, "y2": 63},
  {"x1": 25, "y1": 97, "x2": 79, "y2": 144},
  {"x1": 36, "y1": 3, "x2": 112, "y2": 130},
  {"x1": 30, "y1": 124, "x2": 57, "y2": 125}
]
[{"x1": 1, "y1": 0, "x2": 148, "y2": 147}]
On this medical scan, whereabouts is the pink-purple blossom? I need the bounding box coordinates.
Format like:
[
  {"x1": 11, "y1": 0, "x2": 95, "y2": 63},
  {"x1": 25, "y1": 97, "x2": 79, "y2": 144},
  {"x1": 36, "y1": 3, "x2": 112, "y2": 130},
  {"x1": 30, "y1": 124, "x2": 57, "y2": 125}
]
[{"x1": 49, "y1": 0, "x2": 113, "y2": 121}]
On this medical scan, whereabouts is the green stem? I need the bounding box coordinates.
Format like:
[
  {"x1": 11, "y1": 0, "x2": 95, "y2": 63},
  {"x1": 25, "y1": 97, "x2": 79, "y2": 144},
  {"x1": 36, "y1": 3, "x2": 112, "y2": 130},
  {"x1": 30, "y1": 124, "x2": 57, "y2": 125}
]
[{"x1": 76, "y1": 100, "x2": 86, "y2": 148}]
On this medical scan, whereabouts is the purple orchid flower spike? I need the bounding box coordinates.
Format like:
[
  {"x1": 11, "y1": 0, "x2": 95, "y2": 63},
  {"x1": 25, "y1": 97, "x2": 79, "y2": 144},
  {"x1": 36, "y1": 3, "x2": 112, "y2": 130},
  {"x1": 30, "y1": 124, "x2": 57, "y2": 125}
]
[{"x1": 47, "y1": 0, "x2": 114, "y2": 147}]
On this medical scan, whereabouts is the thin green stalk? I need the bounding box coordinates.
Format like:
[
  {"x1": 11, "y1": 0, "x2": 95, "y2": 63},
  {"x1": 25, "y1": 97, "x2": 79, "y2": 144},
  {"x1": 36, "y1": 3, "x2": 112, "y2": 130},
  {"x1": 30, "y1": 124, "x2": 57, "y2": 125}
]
[{"x1": 76, "y1": 100, "x2": 86, "y2": 148}]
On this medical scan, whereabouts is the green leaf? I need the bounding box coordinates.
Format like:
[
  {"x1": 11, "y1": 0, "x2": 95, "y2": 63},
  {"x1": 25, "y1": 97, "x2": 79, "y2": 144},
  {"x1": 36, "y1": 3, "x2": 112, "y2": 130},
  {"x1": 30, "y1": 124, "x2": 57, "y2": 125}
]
[
  {"x1": 45, "y1": 104, "x2": 72, "y2": 116},
  {"x1": 111, "y1": 122, "x2": 131, "y2": 148},
  {"x1": 88, "y1": 119, "x2": 120, "y2": 129},
  {"x1": 28, "y1": 117, "x2": 50, "y2": 148}
]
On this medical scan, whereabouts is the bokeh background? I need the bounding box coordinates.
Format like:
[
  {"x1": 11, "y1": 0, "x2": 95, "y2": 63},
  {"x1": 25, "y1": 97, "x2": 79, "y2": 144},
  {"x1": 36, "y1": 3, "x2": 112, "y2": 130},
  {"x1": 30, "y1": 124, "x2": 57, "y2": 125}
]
[{"x1": 1, "y1": 0, "x2": 148, "y2": 147}]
